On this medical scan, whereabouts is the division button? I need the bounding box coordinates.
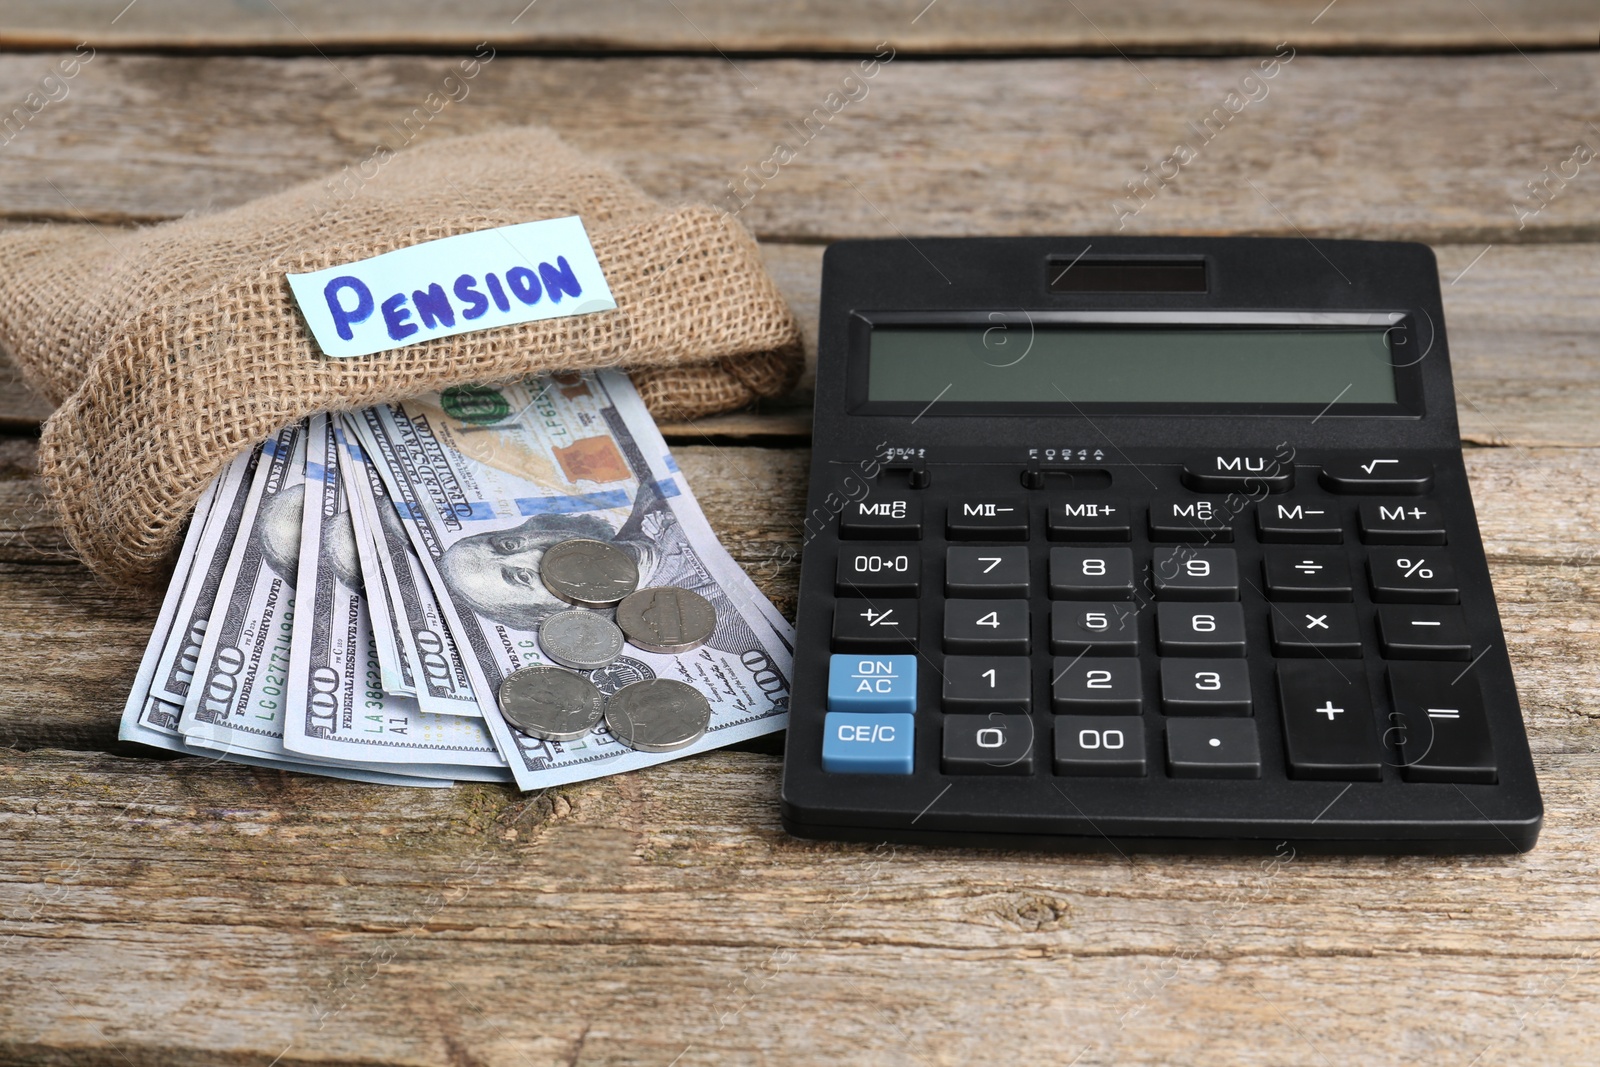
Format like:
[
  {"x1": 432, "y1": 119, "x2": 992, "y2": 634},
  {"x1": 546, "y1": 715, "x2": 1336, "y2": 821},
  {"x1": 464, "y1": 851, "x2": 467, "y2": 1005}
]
[
  {"x1": 1268, "y1": 604, "x2": 1363, "y2": 658},
  {"x1": 1152, "y1": 547, "x2": 1240, "y2": 601},
  {"x1": 835, "y1": 547, "x2": 920, "y2": 597},
  {"x1": 945, "y1": 545, "x2": 1030, "y2": 598},
  {"x1": 1387, "y1": 663, "x2": 1497, "y2": 783},
  {"x1": 1159, "y1": 659, "x2": 1252, "y2": 716},
  {"x1": 1046, "y1": 500, "x2": 1132, "y2": 542},
  {"x1": 1377, "y1": 606, "x2": 1473, "y2": 660},
  {"x1": 1359, "y1": 501, "x2": 1448, "y2": 545},
  {"x1": 1150, "y1": 497, "x2": 1235, "y2": 543},
  {"x1": 1050, "y1": 601, "x2": 1140, "y2": 656},
  {"x1": 821, "y1": 712, "x2": 915, "y2": 775},
  {"x1": 942, "y1": 714, "x2": 1036, "y2": 775},
  {"x1": 1054, "y1": 716, "x2": 1147, "y2": 777},
  {"x1": 1181, "y1": 453, "x2": 1294, "y2": 493},
  {"x1": 1156, "y1": 603, "x2": 1247, "y2": 657},
  {"x1": 1263, "y1": 549, "x2": 1354, "y2": 602},
  {"x1": 946, "y1": 499, "x2": 1029, "y2": 540},
  {"x1": 1256, "y1": 499, "x2": 1343, "y2": 544},
  {"x1": 1276, "y1": 662, "x2": 1382, "y2": 781},
  {"x1": 832, "y1": 600, "x2": 919, "y2": 652},
  {"x1": 1049, "y1": 547, "x2": 1135, "y2": 600},
  {"x1": 942, "y1": 656, "x2": 1032, "y2": 711},
  {"x1": 826, "y1": 653, "x2": 917, "y2": 714},
  {"x1": 1166, "y1": 719, "x2": 1261, "y2": 779},
  {"x1": 1319, "y1": 457, "x2": 1434, "y2": 495},
  {"x1": 1368, "y1": 549, "x2": 1460, "y2": 604},
  {"x1": 839, "y1": 495, "x2": 922, "y2": 539},
  {"x1": 1051, "y1": 656, "x2": 1142, "y2": 714},
  {"x1": 943, "y1": 599, "x2": 1030, "y2": 654}
]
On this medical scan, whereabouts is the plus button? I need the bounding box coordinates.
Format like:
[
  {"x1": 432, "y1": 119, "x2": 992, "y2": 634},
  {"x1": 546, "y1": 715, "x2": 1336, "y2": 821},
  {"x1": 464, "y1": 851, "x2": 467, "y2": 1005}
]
[{"x1": 1316, "y1": 701, "x2": 1344, "y2": 720}]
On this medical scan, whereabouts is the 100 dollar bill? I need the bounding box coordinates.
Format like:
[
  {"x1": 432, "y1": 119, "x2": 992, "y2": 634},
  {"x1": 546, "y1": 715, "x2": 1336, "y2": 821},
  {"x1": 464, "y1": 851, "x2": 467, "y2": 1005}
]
[{"x1": 348, "y1": 372, "x2": 792, "y2": 791}]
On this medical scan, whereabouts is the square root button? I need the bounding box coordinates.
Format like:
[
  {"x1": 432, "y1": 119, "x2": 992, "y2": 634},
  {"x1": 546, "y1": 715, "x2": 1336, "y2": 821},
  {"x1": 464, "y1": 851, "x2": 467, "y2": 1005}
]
[
  {"x1": 827, "y1": 654, "x2": 917, "y2": 714},
  {"x1": 822, "y1": 713, "x2": 915, "y2": 774}
]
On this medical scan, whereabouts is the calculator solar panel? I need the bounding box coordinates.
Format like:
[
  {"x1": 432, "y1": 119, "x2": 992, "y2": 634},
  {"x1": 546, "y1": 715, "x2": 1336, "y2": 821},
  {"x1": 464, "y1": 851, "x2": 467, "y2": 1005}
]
[{"x1": 779, "y1": 236, "x2": 1542, "y2": 853}]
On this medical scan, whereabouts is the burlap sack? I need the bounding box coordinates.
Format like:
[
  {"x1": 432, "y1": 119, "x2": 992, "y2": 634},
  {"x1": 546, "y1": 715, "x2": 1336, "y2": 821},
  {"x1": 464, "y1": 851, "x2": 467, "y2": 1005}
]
[{"x1": 0, "y1": 126, "x2": 802, "y2": 586}]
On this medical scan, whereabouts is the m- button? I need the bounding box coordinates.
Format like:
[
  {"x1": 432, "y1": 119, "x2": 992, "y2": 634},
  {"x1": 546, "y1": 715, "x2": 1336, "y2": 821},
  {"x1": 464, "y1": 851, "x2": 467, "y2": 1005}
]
[{"x1": 1256, "y1": 499, "x2": 1343, "y2": 544}]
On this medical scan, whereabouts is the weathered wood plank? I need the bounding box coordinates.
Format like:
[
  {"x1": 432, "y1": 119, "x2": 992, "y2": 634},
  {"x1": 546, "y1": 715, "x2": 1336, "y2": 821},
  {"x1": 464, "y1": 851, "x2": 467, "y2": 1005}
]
[
  {"x1": 2, "y1": 743, "x2": 1599, "y2": 1065},
  {"x1": 6, "y1": 241, "x2": 1600, "y2": 447},
  {"x1": 0, "y1": 53, "x2": 1595, "y2": 243},
  {"x1": 1, "y1": 440, "x2": 1596, "y2": 755},
  {"x1": 0, "y1": 1, "x2": 1593, "y2": 54}
]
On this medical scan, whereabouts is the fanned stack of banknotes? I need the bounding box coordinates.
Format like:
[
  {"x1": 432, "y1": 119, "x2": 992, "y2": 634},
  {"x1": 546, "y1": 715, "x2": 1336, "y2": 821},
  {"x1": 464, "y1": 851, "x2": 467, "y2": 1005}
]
[{"x1": 118, "y1": 371, "x2": 794, "y2": 790}]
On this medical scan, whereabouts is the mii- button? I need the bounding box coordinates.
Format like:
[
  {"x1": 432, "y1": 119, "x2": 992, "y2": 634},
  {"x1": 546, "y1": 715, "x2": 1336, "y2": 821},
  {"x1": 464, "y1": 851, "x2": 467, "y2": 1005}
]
[
  {"x1": 827, "y1": 654, "x2": 917, "y2": 713},
  {"x1": 822, "y1": 713, "x2": 915, "y2": 774}
]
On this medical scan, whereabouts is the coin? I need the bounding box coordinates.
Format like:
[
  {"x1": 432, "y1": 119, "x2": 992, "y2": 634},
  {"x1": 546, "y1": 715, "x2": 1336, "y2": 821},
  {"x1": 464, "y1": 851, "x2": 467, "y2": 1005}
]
[
  {"x1": 538, "y1": 609, "x2": 626, "y2": 671},
  {"x1": 539, "y1": 538, "x2": 640, "y2": 607},
  {"x1": 496, "y1": 665, "x2": 606, "y2": 741},
  {"x1": 615, "y1": 586, "x2": 717, "y2": 655},
  {"x1": 604, "y1": 678, "x2": 712, "y2": 753}
]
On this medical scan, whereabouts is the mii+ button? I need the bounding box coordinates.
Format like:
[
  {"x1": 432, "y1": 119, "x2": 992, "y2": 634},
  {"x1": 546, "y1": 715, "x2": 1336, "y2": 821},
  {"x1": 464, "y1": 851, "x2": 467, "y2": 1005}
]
[
  {"x1": 822, "y1": 713, "x2": 915, "y2": 774},
  {"x1": 827, "y1": 654, "x2": 917, "y2": 713}
]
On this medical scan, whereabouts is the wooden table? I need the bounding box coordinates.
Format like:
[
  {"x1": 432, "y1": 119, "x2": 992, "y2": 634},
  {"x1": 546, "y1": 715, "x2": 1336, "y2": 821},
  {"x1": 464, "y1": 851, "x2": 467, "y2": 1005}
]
[{"x1": 2, "y1": 4, "x2": 1598, "y2": 1063}]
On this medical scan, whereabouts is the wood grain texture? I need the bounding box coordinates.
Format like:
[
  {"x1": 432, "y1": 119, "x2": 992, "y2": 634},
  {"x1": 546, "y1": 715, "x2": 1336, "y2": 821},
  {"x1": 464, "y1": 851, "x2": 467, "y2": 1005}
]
[
  {"x1": 2, "y1": 744, "x2": 1599, "y2": 1066},
  {"x1": 5, "y1": 241, "x2": 1600, "y2": 447},
  {"x1": 0, "y1": 1, "x2": 1593, "y2": 54},
  {"x1": 0, "y1": 53, "x2": 1594, "y2": 243}
]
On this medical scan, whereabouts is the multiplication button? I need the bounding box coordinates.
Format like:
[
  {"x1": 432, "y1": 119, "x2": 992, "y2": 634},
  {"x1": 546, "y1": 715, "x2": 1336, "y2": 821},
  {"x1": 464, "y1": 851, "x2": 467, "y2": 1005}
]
[
  {"x1": 1269, "y1": 604, "x2": 1362, "y2": 657},
  {"x1": 835, "y1": 547, "x2": 919, "y2": 597}
]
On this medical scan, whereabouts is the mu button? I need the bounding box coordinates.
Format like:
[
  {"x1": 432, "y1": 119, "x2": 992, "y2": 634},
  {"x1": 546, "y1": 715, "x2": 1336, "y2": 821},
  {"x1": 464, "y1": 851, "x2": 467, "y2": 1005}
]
[{"x1": 1181, "y1": 453, "x2": 1294, "y2": 493}]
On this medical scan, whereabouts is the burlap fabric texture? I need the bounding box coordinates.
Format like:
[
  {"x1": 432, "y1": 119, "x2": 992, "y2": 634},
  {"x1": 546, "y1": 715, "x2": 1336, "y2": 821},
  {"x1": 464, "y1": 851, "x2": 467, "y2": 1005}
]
[{"x1": 0, "y1": 126, "x2": 802, "y2": 586}]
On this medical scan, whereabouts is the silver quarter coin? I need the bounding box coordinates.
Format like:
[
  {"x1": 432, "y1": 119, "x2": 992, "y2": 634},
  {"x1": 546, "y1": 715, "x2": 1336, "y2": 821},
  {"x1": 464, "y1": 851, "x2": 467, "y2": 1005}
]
[
  {"x1": 538, "y1": 609, "x2": 626, "y2": 671},
  {"x1": 604, "y1": 678, "x2": 712, "y2": 753},
  {"x1": 615, "y1": 586, "x2": 717, "y2": 655},
  {"x1": 496, "y1": 665, "x2": 606, "y2": 742},
  {"x1": 539, "y1": 538, "x2": 640, "y2": 607}
]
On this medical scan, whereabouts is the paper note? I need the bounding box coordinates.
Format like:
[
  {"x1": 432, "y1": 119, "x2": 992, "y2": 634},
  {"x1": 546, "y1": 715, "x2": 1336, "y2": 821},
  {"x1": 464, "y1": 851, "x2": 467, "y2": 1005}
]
[{"x1": 286, "y1": 216, "x2": 616, "y2": 358}]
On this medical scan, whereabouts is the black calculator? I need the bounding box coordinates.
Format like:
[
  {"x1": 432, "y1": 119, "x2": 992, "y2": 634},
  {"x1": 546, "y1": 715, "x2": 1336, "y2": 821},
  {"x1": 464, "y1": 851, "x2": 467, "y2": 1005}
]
[{"x1": 779, "y1": 236, "x2": 1542, "y2": 853}]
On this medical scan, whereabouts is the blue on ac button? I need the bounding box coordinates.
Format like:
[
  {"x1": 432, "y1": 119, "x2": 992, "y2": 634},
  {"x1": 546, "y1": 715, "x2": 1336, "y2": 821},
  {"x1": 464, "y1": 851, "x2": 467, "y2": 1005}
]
[
  {"x1": 827, "y1": 653, "x2": 917, "y2": 713},
  {"x1": 822, "y1": 712, "x2": 915, "y2": 775}
]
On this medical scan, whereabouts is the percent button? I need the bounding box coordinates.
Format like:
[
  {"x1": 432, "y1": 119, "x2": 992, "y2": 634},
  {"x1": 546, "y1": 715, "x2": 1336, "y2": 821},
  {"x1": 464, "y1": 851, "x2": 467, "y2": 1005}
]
[{"x1": 1368, "y1": 549, "x2": 1459, "y2": 604}]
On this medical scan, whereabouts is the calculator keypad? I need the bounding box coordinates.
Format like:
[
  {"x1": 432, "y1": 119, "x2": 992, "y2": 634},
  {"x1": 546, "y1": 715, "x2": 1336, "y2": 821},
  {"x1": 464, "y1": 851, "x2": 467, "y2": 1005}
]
[{"x1": 815, "y1": 453, "x2": 1506, "y2": 795}]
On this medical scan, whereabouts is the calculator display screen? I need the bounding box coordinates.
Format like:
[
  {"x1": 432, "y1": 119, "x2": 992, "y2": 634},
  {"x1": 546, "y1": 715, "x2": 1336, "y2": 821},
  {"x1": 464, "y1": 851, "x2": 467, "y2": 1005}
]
[{"x1": 867, "y1": 327, "x2": 1398, "y2": 405}]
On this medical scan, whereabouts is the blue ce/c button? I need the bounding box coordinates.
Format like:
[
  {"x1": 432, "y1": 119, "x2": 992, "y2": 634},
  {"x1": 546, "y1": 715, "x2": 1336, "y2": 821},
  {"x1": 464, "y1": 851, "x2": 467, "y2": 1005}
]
[
  {"x1": 826, "y1": 653, "x2": 917, "y2": 713},
  {"x1": 822, "y1": 713, "x2": 916, "y2": 775}
]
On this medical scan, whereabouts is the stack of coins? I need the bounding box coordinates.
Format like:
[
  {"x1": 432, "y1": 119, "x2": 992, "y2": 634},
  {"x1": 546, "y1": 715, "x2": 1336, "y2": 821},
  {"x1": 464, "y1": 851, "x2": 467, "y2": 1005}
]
[{"x1": 498, "y1": 538, "x2": 723, "y2": 751}]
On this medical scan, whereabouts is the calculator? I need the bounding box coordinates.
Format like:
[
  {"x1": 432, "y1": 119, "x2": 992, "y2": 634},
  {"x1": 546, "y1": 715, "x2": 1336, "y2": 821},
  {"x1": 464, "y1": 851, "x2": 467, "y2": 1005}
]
[{"x1": 779, "y1": 236, "x2": 1542, "y2": 853}]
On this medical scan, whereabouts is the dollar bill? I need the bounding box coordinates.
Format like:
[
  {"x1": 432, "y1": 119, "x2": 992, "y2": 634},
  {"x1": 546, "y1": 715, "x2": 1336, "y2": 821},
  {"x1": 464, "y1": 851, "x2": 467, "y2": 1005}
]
[
  {"x1": 335, "y1": 416, "x2": 480, "y2": 718},
  {"x1": 339, "y1": 432, "x2": 415, "y2": 698},
  {"x1": 279, "y1": 415, "x2": 507, "y2": 772},
  {"x1": 119, "y1": 458, "x2": 453, "y2": 788},
  {"x1": 148, "y1": 444, "x2": 261, "y2": 709},
  {"x1": 348, "y1": 372, "x2": 793, "y2": 791}
]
